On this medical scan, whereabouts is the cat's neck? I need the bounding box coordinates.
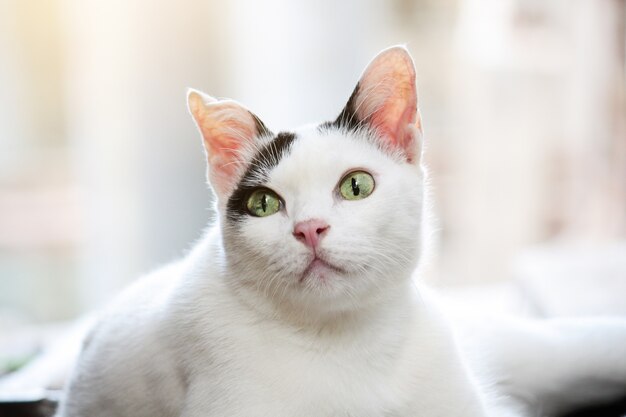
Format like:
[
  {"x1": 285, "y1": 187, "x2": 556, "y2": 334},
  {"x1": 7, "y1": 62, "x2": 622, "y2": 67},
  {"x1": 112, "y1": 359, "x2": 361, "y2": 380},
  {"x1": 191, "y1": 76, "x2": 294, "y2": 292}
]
[{"x1": 236, "y1": 274, "x2": 417, "y2": 334}]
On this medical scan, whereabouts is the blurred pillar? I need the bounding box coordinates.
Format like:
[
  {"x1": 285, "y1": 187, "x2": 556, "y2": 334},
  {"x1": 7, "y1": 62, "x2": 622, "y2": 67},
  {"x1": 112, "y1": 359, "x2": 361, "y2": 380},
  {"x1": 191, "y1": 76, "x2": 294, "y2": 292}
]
[
  {"x1": 0, "y1": 1, "x2": 65, "y2": 175},
  {"x1": 0, "y1": 1, "x2": 78, "y2": 321},
  {"x1": 448, "y1": 0, "x2": 626, "y2": 285},
  {"x1": 63, "y1": 0, "x2": 225, "y2": 311},
  {"x1": 563, "y1": 0, "x2": 626, "y2": 238},
  {"x1": 0, "y1": 1, "x2": 23, "y2": 172}
]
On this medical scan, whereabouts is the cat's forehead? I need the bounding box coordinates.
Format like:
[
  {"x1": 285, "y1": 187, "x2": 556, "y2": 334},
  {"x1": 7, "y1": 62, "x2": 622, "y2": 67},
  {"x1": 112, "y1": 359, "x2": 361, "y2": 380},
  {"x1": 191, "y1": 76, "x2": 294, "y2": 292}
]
[
  {"x1": 288, "y1": 126, "x2": 381, "y2": 165},
  {"x1": 269, "y1": 127, "x2": 391, "y2": 186}
]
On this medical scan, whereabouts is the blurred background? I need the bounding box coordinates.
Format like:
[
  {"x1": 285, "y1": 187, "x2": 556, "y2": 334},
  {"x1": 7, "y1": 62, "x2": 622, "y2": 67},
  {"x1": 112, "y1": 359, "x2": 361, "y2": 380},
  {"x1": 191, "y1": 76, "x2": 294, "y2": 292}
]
[{"x1": 0, "y1": 0, "x2": 625, "y2": 385}]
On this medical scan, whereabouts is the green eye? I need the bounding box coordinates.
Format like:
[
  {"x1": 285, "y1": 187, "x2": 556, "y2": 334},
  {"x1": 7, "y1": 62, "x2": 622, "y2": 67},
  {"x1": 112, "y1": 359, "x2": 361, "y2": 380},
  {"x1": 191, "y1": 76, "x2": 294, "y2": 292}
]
[
  {"x1": 339, "y1": 171, "x2": 375, "y2": 200},
  {"x1": 246, "y1": 189, "x2": 282, "y2": 217}
]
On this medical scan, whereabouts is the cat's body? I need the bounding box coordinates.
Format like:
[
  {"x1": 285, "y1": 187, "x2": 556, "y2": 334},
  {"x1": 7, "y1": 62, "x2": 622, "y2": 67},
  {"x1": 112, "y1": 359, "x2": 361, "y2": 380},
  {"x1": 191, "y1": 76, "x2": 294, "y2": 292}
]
[
  {"x1": 56, "y1": 47, "x2": 626, "y2": 417},
  {"x1": 59, "y1": 229, "x2": 489, "y2": 417}
]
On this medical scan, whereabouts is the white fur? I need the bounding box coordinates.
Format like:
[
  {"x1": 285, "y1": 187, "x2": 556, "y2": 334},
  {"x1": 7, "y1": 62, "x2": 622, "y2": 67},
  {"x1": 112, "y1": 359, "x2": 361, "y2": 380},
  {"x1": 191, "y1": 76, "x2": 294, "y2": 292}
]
[{"x1": 56, "y1": 126, "x2": 626, "y2": 417}]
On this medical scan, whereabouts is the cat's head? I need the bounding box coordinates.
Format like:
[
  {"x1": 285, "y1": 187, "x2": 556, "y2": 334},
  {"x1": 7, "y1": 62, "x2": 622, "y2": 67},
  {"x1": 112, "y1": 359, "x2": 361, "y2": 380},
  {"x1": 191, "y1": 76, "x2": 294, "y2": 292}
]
[{"x1": 188, "y1": 46, "x2": 424, "y2": 316}]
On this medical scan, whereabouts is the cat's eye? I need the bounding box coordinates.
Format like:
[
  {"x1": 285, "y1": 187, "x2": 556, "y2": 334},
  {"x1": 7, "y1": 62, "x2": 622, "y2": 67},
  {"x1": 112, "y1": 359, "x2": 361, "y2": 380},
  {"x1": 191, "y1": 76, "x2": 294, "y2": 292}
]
[
  {"x1": 339, "y1": 171, "x2": 375, "y2": 201},
  {"x1": 246, "y1": 188, "x2": 282, "y2": 217}
]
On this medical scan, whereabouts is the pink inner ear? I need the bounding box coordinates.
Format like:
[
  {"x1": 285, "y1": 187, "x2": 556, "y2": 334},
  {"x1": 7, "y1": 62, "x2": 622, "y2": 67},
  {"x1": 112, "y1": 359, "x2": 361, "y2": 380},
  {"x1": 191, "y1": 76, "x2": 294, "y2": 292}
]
[
  {"x1": 363, "y1": 85, "x2": 419, "y2": 162},
  {"x1": 202, "y1": 112, "x2": 258, "y2": 195},
  {"x1": 371, "y1": 89, "x2": 417, "y2": 145},
  {"x1": 188, "y1": 92, "x2": 261, "y2": 196},
  {"x1": 354, "y1": 47, "x2": 421, "y2": 161},
  {"x1": 201, "y1": 118, "x2": 255, "y2": 176},
  {"x1": 206, "y1": 139, "x2": 241, "y2": 180}
]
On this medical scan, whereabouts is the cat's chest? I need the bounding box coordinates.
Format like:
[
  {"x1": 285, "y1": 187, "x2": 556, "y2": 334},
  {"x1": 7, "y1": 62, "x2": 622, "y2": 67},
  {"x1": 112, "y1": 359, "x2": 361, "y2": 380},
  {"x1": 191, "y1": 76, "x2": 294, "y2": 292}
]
[{"x1": 188, "y1": 316, "x2": 417, "y2": 416}]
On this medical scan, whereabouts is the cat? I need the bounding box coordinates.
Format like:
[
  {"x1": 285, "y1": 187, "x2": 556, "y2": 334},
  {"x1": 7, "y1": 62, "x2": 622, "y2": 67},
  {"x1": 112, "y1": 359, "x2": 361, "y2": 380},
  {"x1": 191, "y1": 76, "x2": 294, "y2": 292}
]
[{"x1": 55, "y1": 46, "x2": 626, "y2": 417}]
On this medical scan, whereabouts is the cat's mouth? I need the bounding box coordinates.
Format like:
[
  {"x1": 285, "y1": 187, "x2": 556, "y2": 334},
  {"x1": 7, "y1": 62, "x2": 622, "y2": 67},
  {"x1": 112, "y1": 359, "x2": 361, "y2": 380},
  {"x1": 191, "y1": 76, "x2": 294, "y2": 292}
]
[{"x1": 299, "y1": 256, "x2": 345, "y2": 283}]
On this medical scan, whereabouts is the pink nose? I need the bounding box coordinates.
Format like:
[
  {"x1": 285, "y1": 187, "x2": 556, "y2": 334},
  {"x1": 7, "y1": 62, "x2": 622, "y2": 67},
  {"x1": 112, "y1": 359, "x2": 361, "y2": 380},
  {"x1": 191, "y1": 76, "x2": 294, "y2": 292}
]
[{"x1": 293, "y1": 219, "x2": 330, "y2": 249}]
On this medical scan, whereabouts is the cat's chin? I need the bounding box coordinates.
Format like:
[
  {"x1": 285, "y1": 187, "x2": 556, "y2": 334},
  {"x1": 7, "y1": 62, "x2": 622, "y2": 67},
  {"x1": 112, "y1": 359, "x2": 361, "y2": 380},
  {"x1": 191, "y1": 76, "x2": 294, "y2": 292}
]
[
  {"x1": 299, "y1": 257, "x2": 345, "y2": 284},
  {"x1": 293, "y1": 257, "x2": 366, "y2": 312}
]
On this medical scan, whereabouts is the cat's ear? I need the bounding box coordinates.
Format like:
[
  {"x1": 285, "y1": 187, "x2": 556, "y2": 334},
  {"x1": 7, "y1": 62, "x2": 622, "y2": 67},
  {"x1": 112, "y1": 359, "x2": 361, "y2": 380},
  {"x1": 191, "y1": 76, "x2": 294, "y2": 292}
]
[
  {"x1": 187, "y1": 89, "x2": 271, "y2": 197},
  {"x1": 336, "y1": 46, "x2": 422, "y2": 164}
]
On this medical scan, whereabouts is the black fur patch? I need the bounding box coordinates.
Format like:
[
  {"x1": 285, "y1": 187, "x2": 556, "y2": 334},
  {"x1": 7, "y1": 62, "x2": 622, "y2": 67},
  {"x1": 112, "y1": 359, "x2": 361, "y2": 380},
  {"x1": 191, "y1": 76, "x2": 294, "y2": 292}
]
[
  {"x1": 226, "y1": 132, "x2": 297, "y2": 221},
  {"x1": 319, "y1": 83, "x2": 363, "y2": 132},
  {"x1": 250, "y1": 111, "x2": 271, "y2": 139}
]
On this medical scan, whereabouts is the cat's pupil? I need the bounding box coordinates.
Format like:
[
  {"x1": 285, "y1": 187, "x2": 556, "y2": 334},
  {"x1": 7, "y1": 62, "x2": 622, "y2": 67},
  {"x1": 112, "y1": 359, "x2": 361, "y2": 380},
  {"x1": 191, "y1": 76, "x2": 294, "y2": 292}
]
[
  {"x1": 261, "y1": 194, "x2": 267, "y2": 212},
  {"x1": 351, "y1": 177, "x2": 360, "y2": 196}
]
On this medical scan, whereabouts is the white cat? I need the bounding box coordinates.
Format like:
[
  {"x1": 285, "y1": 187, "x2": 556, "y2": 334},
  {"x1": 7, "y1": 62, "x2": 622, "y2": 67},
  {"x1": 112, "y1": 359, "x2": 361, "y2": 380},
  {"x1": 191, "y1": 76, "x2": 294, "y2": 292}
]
[{"x1": 55, "y1": 46, "x2": 626, "y2": 417}]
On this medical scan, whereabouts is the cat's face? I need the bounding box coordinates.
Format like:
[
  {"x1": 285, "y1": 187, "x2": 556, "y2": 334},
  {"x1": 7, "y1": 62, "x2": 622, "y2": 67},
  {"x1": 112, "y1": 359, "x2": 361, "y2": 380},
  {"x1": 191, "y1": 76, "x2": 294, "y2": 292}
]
[{"x1": 189, "y1": 46, "x2": 424, "y2": 314}]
